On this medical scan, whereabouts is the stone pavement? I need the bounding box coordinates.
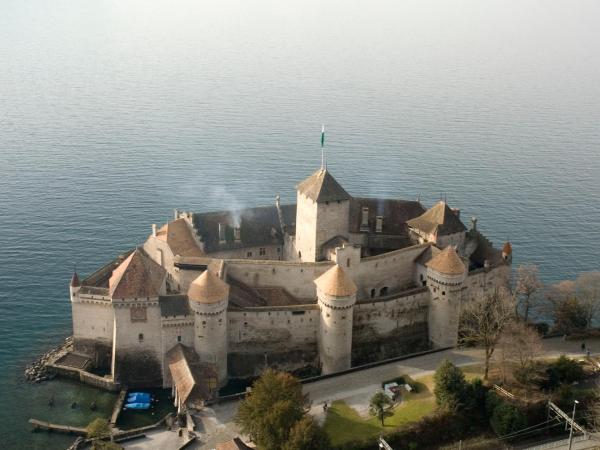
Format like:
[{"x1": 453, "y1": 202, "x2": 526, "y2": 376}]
[{"x1": 121, "y1": 428, "x2": 190, "y2": 450}]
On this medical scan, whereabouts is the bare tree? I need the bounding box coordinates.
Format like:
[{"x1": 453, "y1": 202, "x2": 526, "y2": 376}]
[
  {"x1": 460, "y1": 288, "x2": 515, "y2": 380},
  {"x1": 496, "y1": 320, "x2": 543, "y2": 385},
  {"x1": 575, "y1": 272, "x2": 600, "y2": 330},
  {"x1": 515, "y1": 264, "x2": 543, "y2": 322}
]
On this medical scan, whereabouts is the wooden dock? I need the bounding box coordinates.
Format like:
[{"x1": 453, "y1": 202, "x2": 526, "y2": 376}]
[
  {"x1": 110, "y1": 389, "x2": 127, "y2": 426},
  {"x1": 29, "y1": 418, "x2": 87, "y2": 435}
]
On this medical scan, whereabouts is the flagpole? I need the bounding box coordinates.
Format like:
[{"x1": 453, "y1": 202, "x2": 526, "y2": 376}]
[{"x1": 321, "y1": 125, "x2": 325, "y2": 169}]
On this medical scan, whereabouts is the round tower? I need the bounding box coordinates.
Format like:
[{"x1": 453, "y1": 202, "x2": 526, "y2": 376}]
[
  {"x1": 425, "y1": 246, "x2": 466, "y2": 348},
  {"x1": 188, "y1": 270, "x2": 229, "y2": 385},
  {"x1": 314, "y1": 265, "x2": 357, "y2": 374}
]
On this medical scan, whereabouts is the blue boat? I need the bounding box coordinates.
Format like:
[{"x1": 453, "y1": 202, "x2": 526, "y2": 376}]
[{"x1": 124, "y1": 402, "x2": 151, "y2": 410}]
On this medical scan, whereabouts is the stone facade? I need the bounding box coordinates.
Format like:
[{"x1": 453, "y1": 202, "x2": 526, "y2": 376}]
[{"x1": 69, "y1": 166, "x2": 511, "y2": 391}]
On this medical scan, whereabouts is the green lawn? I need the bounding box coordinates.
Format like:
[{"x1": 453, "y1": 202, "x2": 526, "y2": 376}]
[{"x1": 323, "y1": 377, "x2": 436, "y2": 446}]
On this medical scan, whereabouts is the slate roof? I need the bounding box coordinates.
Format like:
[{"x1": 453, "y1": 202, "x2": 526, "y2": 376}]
[
  {"x1": 314, "y1": 265, "x2": 357, "y2": 297},
  {"x1": 192, "y1": 205, "x2": 296, "y2": 253},
  {"x1": 296, "y1": 169, "x2": 351, "y2": 203},
  {"x1": 349, "y1": 197, "x2": 426, "y2": 235},
  {"x1": 414, "y1": 245, "x2": 441, "y2": 266},
  {"x1": 159, "y1": 295, "x2": 192, "y2": 317},
  {"x1": 156, "y1": 218, "x2": 203, "y2": 257},
  {"x1": 167, "y1": 344, "x2": 218, "y2": 405},
  {"x1": 407, "y1": 201, "x2": 466, "y2": 236},
  {"x1": 108, "y1": 248, "x2": 166, "y2": 299},
  {"x1": 426, "y1": 246, "x2": 466, "y2": 275},
  {"x1": 321, "y1": 235, "x2": 349, "y2": 251},
  {"x1": 188, "y1": 270, "x2": 229, "y2": 304},
  {"x1": 70, "y1": 271, "x2": 81, "y2": 287}
]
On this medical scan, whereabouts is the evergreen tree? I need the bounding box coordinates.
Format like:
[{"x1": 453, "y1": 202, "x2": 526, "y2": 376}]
[{"x1": 434, "y1": 359, "x2": 467, "y2": 410}]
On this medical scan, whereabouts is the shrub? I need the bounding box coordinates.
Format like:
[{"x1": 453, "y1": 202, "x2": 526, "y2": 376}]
[
  {"x1": 86, "y1": 418, "x2": 111, "y2": 439},
  {"x1": 543, "y1": 356, "x2": 585, "y2": 390},
  {"x1": 534, "y1": 322, "x2": 550, "y2": 335},
  {"x1": 490, "y1": 402, "x2": 527, "y2": 436}
]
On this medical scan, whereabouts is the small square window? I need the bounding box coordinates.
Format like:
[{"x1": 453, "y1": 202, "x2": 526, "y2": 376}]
[
  {"x1": 177, "y1": 335, "x2": 181, "y2": 342},
  {"x1": 138, "y1": 333, "x2": 144, "y2": 342},
  {"x1": 259, "y1": 248, "x2": 266, "y2": 256},
  {"x1": 247, "y1": 251, "x2": 253, "y2": 257}
]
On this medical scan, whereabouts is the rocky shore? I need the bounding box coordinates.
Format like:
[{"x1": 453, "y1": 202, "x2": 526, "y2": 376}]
[{"x1": 24, "y1": 336, "x2": 73, "y2": 383}]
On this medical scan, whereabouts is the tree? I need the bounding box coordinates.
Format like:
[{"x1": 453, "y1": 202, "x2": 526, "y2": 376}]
[
  {"x1": 236, "y1": 369, "x2": 308, "y2": 450},
  {"x1": 575, "y1": 272, "x2": 600, "y2": 330},
  {"x1": 496, "y1": 320, "x2": 543, "y2": 385},
  {"x1": 369, "y1": 391, "x2": 394, "y2": 426},
  {"x1": 515, "y1": 264, "x2": 543, "y2": 322},
  {"x1": 490, "y1": 402, "x2": 527, "y2": 436},
  {"x1": 434, "y1": 359, "x2": 467, "y2": 410},
  {"x1": 283, "y1": 416, "x2": 331, "y2": 450},
  {"x1": 460, "y1": 288, "x2": 515, "y2": 380}
]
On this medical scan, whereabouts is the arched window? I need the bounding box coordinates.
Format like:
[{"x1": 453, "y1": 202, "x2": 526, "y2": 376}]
[
  {"x1": 380, "y1": 287, "x2": 389, "y2": 297},
  {"x1": 298, "y1": 251, "x2": 302, "y2": 259},
  {"x1": 370, "y1": 289, "x2": 376, "y2": 298}
]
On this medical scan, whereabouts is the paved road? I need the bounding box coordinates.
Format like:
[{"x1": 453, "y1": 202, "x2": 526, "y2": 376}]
[{"x1": 189, "y1": 337, "x2": 600, "y2": 449}]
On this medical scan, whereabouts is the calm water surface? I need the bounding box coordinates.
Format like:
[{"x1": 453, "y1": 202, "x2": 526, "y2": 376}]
[{"x1": 1, "y1": 0, "x2": 599, "y2": 448}]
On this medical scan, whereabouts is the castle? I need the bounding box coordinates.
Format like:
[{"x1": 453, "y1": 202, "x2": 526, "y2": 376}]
[{"x1": 68, "y1": 167, "x2": 511, "y2": 410}]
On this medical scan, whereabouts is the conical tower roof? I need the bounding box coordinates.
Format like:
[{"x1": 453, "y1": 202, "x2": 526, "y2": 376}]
[
  {"x1": 188, "y1": 270, "x2": 229, "y2": 304},
  {"x1": 70, "y1": 271, "x2": 81, "y2": 287},
  {"x1": 426, "y1": 246, "x2": 466, "y2": 276},
  {"x1": 109, "y1": 248, "x2": 166, "y2": 299},
  {"x1": 296, "y1": 168, "x2": 350, "y2": 203},
  {"x1": 407, "y1": 201, "x2": 466, "y2": 236},
  {"x1": 314, "y1": 265, "x2": 357, "y2": 297}
]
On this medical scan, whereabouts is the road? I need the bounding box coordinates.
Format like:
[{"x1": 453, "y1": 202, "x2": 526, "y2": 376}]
[{"x1": 190, "y1": 336, "x2": 600, "y2": 449}]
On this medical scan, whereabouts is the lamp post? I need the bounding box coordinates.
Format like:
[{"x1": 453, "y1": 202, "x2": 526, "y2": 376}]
[{"x1": 568, "y1": 399, "x2": 579, "y2": 450}]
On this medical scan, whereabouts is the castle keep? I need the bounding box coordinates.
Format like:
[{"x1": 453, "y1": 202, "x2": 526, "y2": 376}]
[{"x1": 68, "y1": 167, "x2": 511, "y2": 410}]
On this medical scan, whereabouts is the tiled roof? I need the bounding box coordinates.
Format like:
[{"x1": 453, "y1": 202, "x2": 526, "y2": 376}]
[
  {"x1": 188, "y1": 270, "x2": 229, "y2": 304},
  {"x1": 426, "y1": 246, "x2": 466, "y2": 275},
  {"x1": 407, "y1": 201, "x2": 466, "y2": 236},
  {"x1": 414, "y1": 245, "x2": 440, "y2": 266},
  {"x1": 314, "y1": 265, "x2": 357, "y2": 297},
  {"x1": 167, "y1": 344, "x2": 218, "y2": 405},
  {"x1": 156, "y1": 218, "x2": 203, "y2": 257},
  {"x1": 108, "y1": 248, "x2": 166, "y2": 299},
  {"x1": 192, "y1": 204, "x2": 296, "y2": 253},
  {"x1": 159, "y1": 295, "x2": 191, "y2": 317},
  {"x1": 296, "y1": 169, "x2": 351, "y2": 203}
]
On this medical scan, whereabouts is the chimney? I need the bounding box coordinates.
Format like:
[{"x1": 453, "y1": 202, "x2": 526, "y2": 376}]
[
  {"x1": 234, "y1": 226, "x2": 241, "y2": 243},
  {"x1": 375, "y1": 216, "x2": 383, "y2": 233},
  {"x1": 174, "y1": 209, "x2": 179, "y2": 220},
  {"x1": 470, "y1": 216, "x2": 478, "y2": 232},
  {"x1": 218, "y1": 223, "x2": 226, "y2": 244},
  {"x1": 152, "y1": 224, "x2": 157, "y2": 237},
  {"x1": 360, "y1": 207, "x2": 369, "y2": 231}
]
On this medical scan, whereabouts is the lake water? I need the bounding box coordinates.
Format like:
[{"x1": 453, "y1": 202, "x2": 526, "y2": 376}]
[{"x1": 1, "y1": 0, "x2": 599, "y2": 448}]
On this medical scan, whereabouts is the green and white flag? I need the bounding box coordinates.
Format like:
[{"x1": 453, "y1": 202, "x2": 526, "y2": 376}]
[{"x1": 321, "y1": 125, "x2": 325, "y2": 148}]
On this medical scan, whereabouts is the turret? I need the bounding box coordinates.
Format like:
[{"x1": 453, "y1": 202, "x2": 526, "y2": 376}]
[
  {"x1": 188, "y1": 270, "x2": 229, "y2": 385},
  {"x1": 69, "y1": 270, "x2": 81, "y2": 301},
  {"x1": 425, "y1": 246, "x2": 466, "y2": 348},
  {"x1": 502, "y1": 241, "x2": 512, "y2": 264},
  {"x1": 314, "y1": 265, "x2": 357, "y2": 374}
]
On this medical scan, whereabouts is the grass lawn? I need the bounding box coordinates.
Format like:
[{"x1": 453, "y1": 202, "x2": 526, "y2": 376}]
[{"x1": 323, "y1": 377, "x2": 436, "y2": 446}]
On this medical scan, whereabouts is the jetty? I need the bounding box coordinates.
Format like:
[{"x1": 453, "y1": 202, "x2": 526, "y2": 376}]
[
  {"x1": 110, "y1": 389, "x2": 127, "y2": 426},
  {"x1": 29, "y1": 418, "x2": 87, "y2": 435}
]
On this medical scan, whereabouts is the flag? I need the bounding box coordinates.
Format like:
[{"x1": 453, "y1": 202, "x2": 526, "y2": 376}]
[{"x1": 321, "y1": 125, "x2": 325, "y2": 148}]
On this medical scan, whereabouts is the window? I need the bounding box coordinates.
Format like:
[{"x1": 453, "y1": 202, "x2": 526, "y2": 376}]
[
  {"x1": 138, "y1": 333, "x2": 144, "y2": 342},
  {"x1": 298, "y1": 251, "x2": 302, "y2": 259},
  {"x1": 246, "y1": 251, "x2": 253, "y2": 257},
  {"x1": 259, "y1": 247, "x2": 266, "y2": 256},
  {"x1": 375, "y1": 216, "x2": 383, "y2": 233},
  {"x1": 346, "y1": 258, "x2": 351, "y2": 267},
  {"x1": 177, "y1": 335, "x2": 181, "y2": 342},
  {"x1": 277, "y1": 247, "x2": 281, "y2": 253},
  {"x1": 380, "y1": 287, "x2": 389, "y2": 296},
  {"x1": 442, "y1": 291, "x2": 446, "y2": 296},
  {"x1": 370, "y1": 289, "x2": 376, "y2": 299}
]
